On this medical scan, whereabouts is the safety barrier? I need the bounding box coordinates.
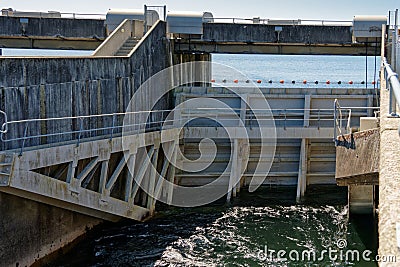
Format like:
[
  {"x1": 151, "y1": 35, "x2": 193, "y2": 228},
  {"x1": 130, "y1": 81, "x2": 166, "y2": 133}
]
[
  {"x1": 0, "y1": 110, "x2": 171, "y2": 155},
  {"x1": 383, "y1": 58, "x2": 400, "y2": 116},
  {"x1": 208, "y1": 17, "x2": 352, "y2": 26},
  {"x1": 333, "y1": 99, "x2": 379, "y2": 148},
  {"x1": 0, "y1": 106, "x2": 378, "y2": 154}
]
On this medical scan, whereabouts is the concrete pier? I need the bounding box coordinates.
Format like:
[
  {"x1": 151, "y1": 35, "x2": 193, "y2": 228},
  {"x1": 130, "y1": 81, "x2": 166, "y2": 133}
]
[{"x1": 0, "y1": 193, "x2": 102, "y2": 267}]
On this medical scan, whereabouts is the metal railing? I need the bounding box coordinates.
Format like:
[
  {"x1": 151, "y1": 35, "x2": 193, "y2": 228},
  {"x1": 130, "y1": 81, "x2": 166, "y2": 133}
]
[
  {"x1": 0, "y1": 110, "x2": 172, "y2": 155},
  {"x1": 208, "y1": 17, "x2": 352, "y2": 26},
  {"x1": 0, "y1": 107, "x2": 377, "y2": 154},
  {"x1": 333, "y1": 99, "x2": 352, "y2": 142},
  {"x1": 60, "y1": 13, "x2": 105, "y2": 20},
  {"x1": 333, "y1": 99, "x2": 380, "y2": 147},
  {"x1": 383, "y1": 58, "x2": 400, "y2": 116},
  {"x1": 0, "y1": 11, "x2": 105, "y2": 20}
]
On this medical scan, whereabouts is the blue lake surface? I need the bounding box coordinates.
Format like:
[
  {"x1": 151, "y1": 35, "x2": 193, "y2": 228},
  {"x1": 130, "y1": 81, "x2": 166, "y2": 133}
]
[{"x1": 212, "y1": 54, "x2": 380, "y2": 88}]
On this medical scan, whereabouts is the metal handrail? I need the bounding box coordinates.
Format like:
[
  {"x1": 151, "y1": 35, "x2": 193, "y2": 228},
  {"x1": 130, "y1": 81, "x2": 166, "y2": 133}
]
[
  {"x1": 0, "y1": 106, "x2": 379, "y2": 153},
  {"x1": 208, "y1": 17, "x2": 352, "y2": 26},
  {"x1": 383, "y1": 58, "x2": 400, "y2": 116},
  {"x1": 333, "y1": 99, "x2": 353, "y2": 143}
]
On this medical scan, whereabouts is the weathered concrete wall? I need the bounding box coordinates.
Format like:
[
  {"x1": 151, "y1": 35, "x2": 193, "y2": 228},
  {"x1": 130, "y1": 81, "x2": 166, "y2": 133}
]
[
  {"x1": 348, "y1": 184, "x2": 374, "y2": 214},
  {"x1": 335, "y1": 128, "x2": 380, "y2": 185},
  {"x1": 0, "y1": 21, "x2": 170, "y2": 266},
  {"x1": 0, "y1": 16, "x2": 105, "y2": 39},
  {"x1": 378, "y1": 70, "x2": 400, "y2": 264},
  {"x1": 203, "y1": 23, "x2": 353, "y2": 44},
  {"x1": 0, "y1": 192, "x2": 102, "y2": 267},
  {"x1": 0, "y1": 21, "x2": 169, "y2": 151}
]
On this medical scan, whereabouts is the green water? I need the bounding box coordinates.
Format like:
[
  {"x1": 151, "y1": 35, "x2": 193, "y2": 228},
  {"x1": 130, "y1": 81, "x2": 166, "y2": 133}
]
[{"x1": 49, "y1": 186, "x2": 377, "y2": 266}]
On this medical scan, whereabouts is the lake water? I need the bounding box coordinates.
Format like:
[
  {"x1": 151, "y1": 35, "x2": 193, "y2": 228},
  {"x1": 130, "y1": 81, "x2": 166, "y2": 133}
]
[{"x1": 212, "y1": 54, "x2": 380, "y2": 89}]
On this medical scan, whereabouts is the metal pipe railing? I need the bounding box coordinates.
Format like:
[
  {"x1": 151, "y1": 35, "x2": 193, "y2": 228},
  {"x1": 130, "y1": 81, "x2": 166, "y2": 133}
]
[
  {"x1": 332, "y1": 99, "x2": 373, "y2": 147},
  {"x1": 207, "y1": 17, "x2": 352, "y2": 26},
  {"x1": 0, "y1": 106, "x2": 379, "y2": 153},
  {"x1": 383, "y1": 58, "x2": 400, "y2": 116}
]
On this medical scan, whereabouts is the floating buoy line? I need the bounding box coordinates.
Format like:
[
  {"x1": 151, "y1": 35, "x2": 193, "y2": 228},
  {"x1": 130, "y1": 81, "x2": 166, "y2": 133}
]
[{"x1": 210, "y1": 79, "x2": 379, "y2": 85}]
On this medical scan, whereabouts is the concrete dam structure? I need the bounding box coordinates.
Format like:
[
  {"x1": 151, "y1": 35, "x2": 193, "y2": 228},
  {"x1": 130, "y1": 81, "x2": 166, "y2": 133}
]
[{"x1": 0, "y1": 7, "x2": 397, "y2": 266}]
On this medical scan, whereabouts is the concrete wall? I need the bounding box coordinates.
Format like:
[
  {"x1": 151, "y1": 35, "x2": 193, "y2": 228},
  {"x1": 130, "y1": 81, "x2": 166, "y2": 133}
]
[
  {"x1": 203, "y1": 23, "x2": 353, "y2": 44},
  {"x1": 0, "y1": 16, "x2": 105, "y2": 39},
  {"x1": 335, "y1": 128, "x2": 380, "y2": 185},
  {"x1": 0, "y1": 192, "x2": 102, "y2": 267},
  {"x1": 378, "y1": 68, "x2": 400, "y2": 263},
  {"x1": 0, "y1": 21, "x2": 170, "y2": 265},
  {"x1": 0, "y1": 21, "x2": 170, "y2": 151}
]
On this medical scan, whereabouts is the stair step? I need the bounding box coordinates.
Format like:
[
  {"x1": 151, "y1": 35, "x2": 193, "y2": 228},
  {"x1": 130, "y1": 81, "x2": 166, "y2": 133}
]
[
  {"x1": 0, "y1": 166, "x2": 11, "y2": 172},
  {"x1": 0, "y1": 172, "x2": 10, "y2": 176},
  {"x1": 0, "y1": 163, "x2": 11, "y2": 167}
]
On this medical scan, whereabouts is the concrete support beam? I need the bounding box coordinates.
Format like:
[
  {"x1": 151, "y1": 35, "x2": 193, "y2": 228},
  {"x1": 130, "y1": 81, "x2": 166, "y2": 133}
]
[
  {"x1": 348, "y1": 184, "x2": 374, "y2": 214},
  {"x1": 304, "y1": 95, "x2": 311, "y2": 127},
  {"x1": 335, "y1": 129, "x2": 380, "y2": 186},
  {"x1": 174, "y1": 42, "x2": 380, "y2": 56},
  {"x1": 227, "y1": 139, "x2": 239, "y2": 202},
  {"x1": 147, "y1": 147, "x2": 159, "y2": 214},
  {"x1": 0, "y1": 129, "x2": 180, "y2": 222},
  {"x1": 184, "y1": 127, "x2": 334, "y2": 139},
  {"x1": 167, "y1": 141, "x2": 178, "y2": 205},
  {"x1": 202, "y1": 23, "x2": 354, "y2": 44},
  {"x1": 0, "y1": 16, "x2": 105, "y2": 50},
  {"x1": 172, "y1": 53, "x2": 212, "y2": 86},
  {"x1": 296, "y1": 138, "x2": 308, "y2": 202}
]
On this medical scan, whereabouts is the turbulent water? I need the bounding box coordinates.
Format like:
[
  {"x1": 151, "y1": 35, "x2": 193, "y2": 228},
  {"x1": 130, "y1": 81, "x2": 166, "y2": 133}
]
[{"x1": 50, "y1": 186, "x2": 377, "y2": 267}]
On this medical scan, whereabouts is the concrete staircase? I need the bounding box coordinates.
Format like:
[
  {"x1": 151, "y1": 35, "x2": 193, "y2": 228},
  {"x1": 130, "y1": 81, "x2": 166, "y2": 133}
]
[
  {"x1": 0, "y1": 153, "x2": 14, "y2": 186},
  {"x1": 92, "y1": 19, "x2": 144, "y2": 57},
  {"x1": 115, "y1": 37, "x2": 139, "y2": 56}
]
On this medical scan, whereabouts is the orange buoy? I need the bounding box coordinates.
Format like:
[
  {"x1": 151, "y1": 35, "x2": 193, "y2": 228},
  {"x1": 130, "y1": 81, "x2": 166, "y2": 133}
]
[
  {"x1": 303, "y1": 80, "x2": 307, "y2": 84},
  {"x1": 326, "y1": 80, "x2": 330, "y2": 85},
  {"x1": 280, "y1": 80, "x2": 284, "y2": 84},
  {"x1": 234, "y1": 79, "x2": 239, "y2": 83},
  {"x1": 348, "y1": 81, "x2": 353, "y2": 85},
  {"x1": 257, "y1": 80, "x2": 262, "y2": 84},
  {"x1": 211, "y1": 79, "x2": 216, "y2": 83}
]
